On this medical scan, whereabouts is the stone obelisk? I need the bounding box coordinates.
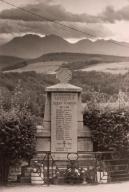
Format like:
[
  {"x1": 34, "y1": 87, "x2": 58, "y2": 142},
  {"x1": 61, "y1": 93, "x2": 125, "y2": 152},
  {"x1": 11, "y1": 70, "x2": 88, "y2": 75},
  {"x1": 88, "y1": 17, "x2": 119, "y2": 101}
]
[{"x1": 36, "y1": 68, "x2": 93, "y2": 155}]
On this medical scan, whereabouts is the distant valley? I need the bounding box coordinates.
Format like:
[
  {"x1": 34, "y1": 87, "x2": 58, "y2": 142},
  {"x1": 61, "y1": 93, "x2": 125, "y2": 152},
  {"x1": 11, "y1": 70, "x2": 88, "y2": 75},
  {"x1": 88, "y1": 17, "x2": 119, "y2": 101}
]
[
  {"x1": 1, "y1": 52, "x2": 129, "y2": 74},
  {"x1": 0, "y1": 34, "x2": 129, "y2": 75}
]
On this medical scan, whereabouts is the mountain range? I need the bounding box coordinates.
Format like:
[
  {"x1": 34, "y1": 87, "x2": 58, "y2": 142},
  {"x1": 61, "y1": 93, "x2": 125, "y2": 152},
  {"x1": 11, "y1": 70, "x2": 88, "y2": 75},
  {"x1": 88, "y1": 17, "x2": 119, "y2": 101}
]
[{"x1": 0, "y1": 34, "x2": 129, "y2": 59}]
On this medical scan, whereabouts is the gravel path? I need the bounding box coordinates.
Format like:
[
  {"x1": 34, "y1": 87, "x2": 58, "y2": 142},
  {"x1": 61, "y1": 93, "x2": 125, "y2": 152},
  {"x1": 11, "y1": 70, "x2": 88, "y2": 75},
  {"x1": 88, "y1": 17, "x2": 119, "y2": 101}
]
[{"x1": 1, "y1": 182, "x2": 129, "y2": 192}]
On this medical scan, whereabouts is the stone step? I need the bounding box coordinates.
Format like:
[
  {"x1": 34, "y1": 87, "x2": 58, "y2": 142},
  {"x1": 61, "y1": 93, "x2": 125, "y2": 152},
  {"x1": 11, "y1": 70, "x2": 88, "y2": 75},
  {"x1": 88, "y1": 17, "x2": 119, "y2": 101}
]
[
  {"x1": 110, "y1": 170, "x2": 129, "y2": 182},
  {"x1": 110, "y1": 170, "x2": 128, "y2": 173},
  {"x1": 111, "y1": 173, "x2": 129, "y2": 178},
  {"x1": 20, "y1": 176, "x2": 31, "y2": 183},
  {"x1": 111, "y1": 176, "x2": 129, "y2": 182}
]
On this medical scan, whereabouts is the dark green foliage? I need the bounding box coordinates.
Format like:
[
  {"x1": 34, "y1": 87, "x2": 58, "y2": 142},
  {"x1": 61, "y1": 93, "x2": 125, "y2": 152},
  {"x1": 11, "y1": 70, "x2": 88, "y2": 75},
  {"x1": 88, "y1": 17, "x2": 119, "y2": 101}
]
[
  {"x1": 0, "y1": 55, "x2": 26, "y2": 71},
  {"x1": 0, "y1": 70, "x2": 126, "y2": 101},
  {"x1": 84, "y1": 110, "x2": 129, "y2": 154},
  {"x1": 0, "y1": 81, "x2": 38, "y2": 184},
  {"x1": 1, "y1": 70, "x2": 129, "y2": 116},
  {"x1": 0, "y1": 108, "x2": 36, "y2": 185},
  {"x1": 0, "y1": 106, "x2": 37, "y2": 184},
  {"x1": 36, "y1": 52, "x2": 129, "y2": 63},
  {"x1": 72, "y1": 71, "x2": 122, "y2": 95},
  {"x1": 0, "y1": 72, "x2": 55, "y2": 116},
  {"x1": 0, "y1": 109, "x2": 36, "y2": 161}
]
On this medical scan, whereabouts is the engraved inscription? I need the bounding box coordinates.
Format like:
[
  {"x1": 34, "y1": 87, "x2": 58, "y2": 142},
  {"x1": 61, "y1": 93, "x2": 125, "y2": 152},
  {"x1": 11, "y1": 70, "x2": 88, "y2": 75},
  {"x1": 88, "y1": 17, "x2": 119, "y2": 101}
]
[{"x1": 51, "y1": 92, "x2": 78, "y2": 152}]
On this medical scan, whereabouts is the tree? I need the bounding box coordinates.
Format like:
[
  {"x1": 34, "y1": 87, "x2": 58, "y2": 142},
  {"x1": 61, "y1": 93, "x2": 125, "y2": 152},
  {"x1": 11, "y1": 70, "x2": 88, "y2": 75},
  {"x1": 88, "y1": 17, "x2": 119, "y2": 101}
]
[
  {"x1": 0, "y1": 79, "x2": 43, "y2": 185},
  {"x1": 0, "y1": 107, "x2": 36, "y2": 185}
]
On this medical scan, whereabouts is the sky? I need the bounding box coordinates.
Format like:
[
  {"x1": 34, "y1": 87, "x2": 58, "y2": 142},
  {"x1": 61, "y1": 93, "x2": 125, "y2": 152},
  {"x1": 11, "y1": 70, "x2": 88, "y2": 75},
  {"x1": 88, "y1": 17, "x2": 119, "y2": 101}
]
[{"x1": 0, "y1": 0, "x2": 129, "y2": 44}]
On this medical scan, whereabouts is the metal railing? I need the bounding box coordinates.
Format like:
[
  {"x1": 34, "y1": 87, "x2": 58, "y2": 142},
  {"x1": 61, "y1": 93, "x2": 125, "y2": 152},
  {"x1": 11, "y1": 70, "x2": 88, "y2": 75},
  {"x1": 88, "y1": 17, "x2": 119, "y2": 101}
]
[{"x1": 3, "y1": 151, "x2": 129, "y2": 185}]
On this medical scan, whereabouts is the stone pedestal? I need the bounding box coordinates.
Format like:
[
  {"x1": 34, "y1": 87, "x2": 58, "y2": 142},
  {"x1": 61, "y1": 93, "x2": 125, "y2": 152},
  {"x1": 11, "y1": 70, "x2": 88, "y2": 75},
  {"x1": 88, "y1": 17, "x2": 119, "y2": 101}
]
[{"x1": 36, "y1": 83, "x2": 93, "y2": 153}]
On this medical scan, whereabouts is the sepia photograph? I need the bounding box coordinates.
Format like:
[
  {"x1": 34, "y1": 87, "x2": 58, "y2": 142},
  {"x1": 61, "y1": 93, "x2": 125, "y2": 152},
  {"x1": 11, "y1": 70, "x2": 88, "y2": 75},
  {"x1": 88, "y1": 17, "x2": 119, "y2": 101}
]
[{"x1": 0, "y1": 0, "x2": 129, "y2": 192}]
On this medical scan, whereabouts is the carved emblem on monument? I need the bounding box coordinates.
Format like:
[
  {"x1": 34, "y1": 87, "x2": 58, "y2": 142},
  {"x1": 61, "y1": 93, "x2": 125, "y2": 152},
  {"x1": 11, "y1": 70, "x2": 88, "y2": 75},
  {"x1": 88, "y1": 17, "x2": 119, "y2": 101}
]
[{"x1": 56, "y1": 68, "x2": 72, "y2": 83}]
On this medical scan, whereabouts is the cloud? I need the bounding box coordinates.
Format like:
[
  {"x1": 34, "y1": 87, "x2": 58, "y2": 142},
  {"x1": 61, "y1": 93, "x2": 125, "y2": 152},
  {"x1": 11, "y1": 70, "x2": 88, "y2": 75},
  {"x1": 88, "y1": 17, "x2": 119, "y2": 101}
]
[
  {"x1": 0, "y1": 2, "x2": 100, "y2": 23},
  {"x1": 0, "y1": 19, "x2": 112, "y2": 39},
  {"x1": 1, "y1": 1, "x2": 128, "y2": 43},
  {"x1": 100, "y1": 5, "x2": 129, "y2": 23},
  {"x1": 0, "y1": 1, "x2": 129, "y2": 24},
  {"x1": 0, "y1": 19, "x2": 30, "y2": 33}
]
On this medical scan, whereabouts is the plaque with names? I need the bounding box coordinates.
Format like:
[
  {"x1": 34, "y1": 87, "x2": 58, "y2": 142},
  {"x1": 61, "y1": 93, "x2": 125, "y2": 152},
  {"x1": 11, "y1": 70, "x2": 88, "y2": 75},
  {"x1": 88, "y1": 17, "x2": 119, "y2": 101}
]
[{"x1": 51, "y1": 92, "x2": 78, "y2": 152}]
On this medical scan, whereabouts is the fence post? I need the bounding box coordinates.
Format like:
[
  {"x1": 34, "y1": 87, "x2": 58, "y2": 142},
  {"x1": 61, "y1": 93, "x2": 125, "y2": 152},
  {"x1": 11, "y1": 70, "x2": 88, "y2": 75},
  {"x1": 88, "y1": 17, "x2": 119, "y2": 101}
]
[
  {"x1": 0, "y1": 158, "x2": 9, "y2": 186},
  {"x1": 46, "y1": 152, "x2": 50, "y2": 186}
]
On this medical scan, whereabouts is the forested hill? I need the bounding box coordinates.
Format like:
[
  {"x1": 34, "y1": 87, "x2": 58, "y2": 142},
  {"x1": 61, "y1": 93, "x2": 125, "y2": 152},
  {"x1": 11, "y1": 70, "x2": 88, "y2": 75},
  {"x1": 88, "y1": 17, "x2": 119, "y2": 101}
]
[
  {"x1": 1, "y1": 52, "x2": 129, "y2": 72},
  {"x1": 0, "y1": 70, "x2": 128, "y2": 95},
  {"x1": 0, "y1": 71, "x2": 129, "y2": 116}
]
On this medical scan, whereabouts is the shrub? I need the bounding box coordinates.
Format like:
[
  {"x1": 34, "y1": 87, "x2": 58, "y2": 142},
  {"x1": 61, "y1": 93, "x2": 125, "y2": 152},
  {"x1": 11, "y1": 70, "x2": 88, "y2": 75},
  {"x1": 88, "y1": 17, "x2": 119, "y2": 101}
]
[
  {"x1": 0, "y1": 108, "x2": 36, "y2": 184},
  {"x1": 84, "y1": 110, "x2": 129, "y2": 156}
]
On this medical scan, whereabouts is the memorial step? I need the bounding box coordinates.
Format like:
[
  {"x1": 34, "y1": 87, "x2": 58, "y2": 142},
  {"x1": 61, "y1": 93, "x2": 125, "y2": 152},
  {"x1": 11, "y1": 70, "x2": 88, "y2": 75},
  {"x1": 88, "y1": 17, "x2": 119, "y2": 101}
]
[
  {"x1": 20, "y1": 176, "x2": 31, "y2": 183},
  {"x1": 111, "y1": 176, "x2": 129, "y2": 182},
  {"x1": 110, "y1": 171, "x2": 129, "y2": 182}
]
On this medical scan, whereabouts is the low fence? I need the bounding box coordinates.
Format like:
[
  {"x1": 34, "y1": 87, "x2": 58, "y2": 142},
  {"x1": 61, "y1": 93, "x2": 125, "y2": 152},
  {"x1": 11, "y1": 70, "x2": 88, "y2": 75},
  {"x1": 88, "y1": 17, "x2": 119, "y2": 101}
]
[{"x1": 1, "y1": 151, "x2": 129, "y2": 185}]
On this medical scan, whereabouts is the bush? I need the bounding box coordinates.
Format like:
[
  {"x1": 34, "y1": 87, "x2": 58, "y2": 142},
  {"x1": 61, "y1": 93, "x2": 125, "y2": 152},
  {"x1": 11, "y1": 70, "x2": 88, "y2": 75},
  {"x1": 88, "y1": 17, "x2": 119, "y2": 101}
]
[
  {"x1": 84, "y1": 110, "x2": 129, "y2": 155},
  {"x1": 0, "y1": 108, "x2": 36, "y2": 184}
]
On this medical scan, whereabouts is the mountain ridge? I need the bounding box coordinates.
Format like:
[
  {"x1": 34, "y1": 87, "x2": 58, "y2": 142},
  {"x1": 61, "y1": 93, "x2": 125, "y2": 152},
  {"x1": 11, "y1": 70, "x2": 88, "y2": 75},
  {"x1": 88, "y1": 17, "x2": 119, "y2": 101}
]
[{"x1": 0, "y1": 34, "x2": 129, "y2": 58}]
